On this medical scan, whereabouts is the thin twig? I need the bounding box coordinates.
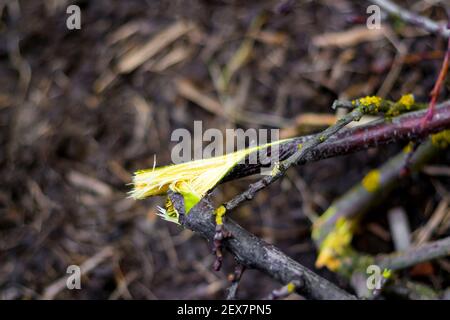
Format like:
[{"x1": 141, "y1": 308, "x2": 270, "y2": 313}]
[
  {"x1": 169, "y1": 192, "x2": 356, "y2": 300},
  {"x1": 370, "y1": 0, "x2": 450, "y2": 38},
  {"x1": 264, "y1": 279, "x2": 303, "y2": 300}
]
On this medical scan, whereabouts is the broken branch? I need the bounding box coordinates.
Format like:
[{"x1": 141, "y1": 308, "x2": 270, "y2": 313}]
[{"x1": 168, "y1": 192, "x2": 356, "y2": 300}]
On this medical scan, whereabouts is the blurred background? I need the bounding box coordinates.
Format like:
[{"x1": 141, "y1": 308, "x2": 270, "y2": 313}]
[{"x1": 0, "y1": 0, "x2": 449, "y2": 299}]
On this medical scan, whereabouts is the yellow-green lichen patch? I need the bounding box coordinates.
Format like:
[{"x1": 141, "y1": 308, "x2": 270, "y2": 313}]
[
  {"x1": 386, "y1": 94, "x2": 417, "y2": 117},
  {"x1": 286, "y1": 282, "x2": 296, "y2": 294},
  {"x1": 315, "y1": 217, "x2": 355, "y2": 271},
  {"x1": 382, "y1": 268, "x2": 392, "y2": 279},
  {"x1": 270, "y1": 162, "x2": 281, "y2": 176},
  {"x1": 431, "y1": 130, "x2": 450, "y2": 149},
  {"x1": 359, "y1": 96, "x2": 382, "y2": 108},
  {"x1": 361, "y1": 170, "x2": 381, "y2": 193},
  {"x1": 353, "y1": 96, "x2": 383, "y2": 114},
  {"x1": 312, "y1": 206, "x2": 337, "y2": 240},
  {"x1": 397, "y1": 94, "x2": 415, "y2": 110},
  {"x1": 402, "y1": 142, "x2": 414, "y2": 154}
]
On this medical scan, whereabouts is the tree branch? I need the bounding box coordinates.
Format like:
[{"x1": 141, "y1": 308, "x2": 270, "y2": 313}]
[
  {"x1": 370, "y1": 0, "x2": 450, "y2": 38},
  {"x1": 169, "y1": 192, "x2": 356, "y2": 300},
  {"x1": 155, "y1": 101, "x2": 449, "y2": 300},
  {"x1": 423, "y1": 29, "x2": 450, "y2": 124},
  {"x1": 223, "y1": 100, "x2": 450, "y2": 184}
]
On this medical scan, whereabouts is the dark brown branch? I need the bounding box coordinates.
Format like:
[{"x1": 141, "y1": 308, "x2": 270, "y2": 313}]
[{"x1": 169, "y1": 192, "x2": 356, "y2": 300}]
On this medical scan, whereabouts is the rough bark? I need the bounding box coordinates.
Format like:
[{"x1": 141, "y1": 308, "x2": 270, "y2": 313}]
[{"x1": 169, "y1": 192, "x2": 356, "y2": 300}]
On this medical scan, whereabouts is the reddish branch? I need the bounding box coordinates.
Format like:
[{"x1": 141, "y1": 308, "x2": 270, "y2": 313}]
[
  {"x1": 312, "y1": 139, "x2": 440, "y2": 244},
  {"x1": 423, "y1": 33, "x2": 450, "y2": 125}
]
